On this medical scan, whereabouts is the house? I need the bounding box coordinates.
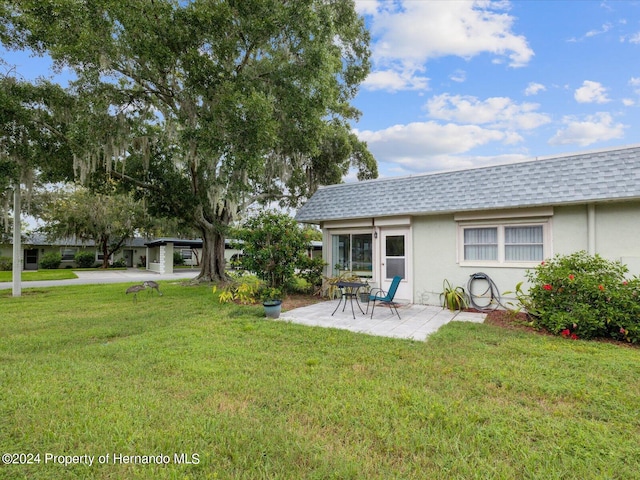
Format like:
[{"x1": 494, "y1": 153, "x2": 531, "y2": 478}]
[
  {"x1": 295, "y1": 144, "x2": 640, "y2": 306},
  {"x1": 144, "y1": 238, "x2": 242, "y2": 274},
  {"x1": 0, "y1": 234, "x2": 243, "y2": 272},
  {"x1": 0, "y1": 234, "x2": 148, "y2": 270}
]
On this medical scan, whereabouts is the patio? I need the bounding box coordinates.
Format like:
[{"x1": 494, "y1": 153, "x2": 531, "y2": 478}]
[{"x1": 279, "y1": 300, "x2": 486, "y2": 341}]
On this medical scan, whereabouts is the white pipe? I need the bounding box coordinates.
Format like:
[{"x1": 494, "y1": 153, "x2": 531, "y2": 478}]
[
  {"x1": 587, "y1": 203, "x2": 596, "y2": 255},
  {"x1": 12, "y1": 184, "x2": 22, "y2": 297}
]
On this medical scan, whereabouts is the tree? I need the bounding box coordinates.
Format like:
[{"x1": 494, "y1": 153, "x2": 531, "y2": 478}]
[
  {"x1": 0, "y1": 73, "x2": 75, "y2": 295},
  {"x1": 39, "y1": 187, "x2": 147, "y2": 268},
  {"x1": 1, "y1": 0, "x2": 377, "y2": 283}
]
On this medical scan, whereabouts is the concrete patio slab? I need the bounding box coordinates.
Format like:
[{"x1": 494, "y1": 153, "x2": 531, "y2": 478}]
[{"x1": 279, "y1": 300, "x2": 486, "y2": 341}]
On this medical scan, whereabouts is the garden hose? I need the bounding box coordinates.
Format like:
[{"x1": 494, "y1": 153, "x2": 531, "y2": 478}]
[{"x1": 466, "y1": 272, "x2": 503, "y2": 311}]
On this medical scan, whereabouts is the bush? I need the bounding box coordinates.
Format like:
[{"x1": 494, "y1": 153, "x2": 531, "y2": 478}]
[
  {"x1": 74, "y1": 250, "x2": 96, "y2": 268},
  {"x1": 39, "y1": 252, "x2": 62, "y2": 270},
  {"x1": 236, "y1": 211, "x2": 313, "y2": 292},
  {"x1": 522, "y1": 251, "x2": 640, "y2": 342},
  {"x1": 213, "y1": 274, "x2": 265, "y2": 304},
  {"x1": 0, "y1": 256, "x2": 12, "y2": 271},
  {"x1": 111, "y1": 258, "x2": 127, "y2": 268},
  {"x1": 296, "y1": 255, "x2": 326, "y2": 294},
  {"x1": 173, "y1": 251, "x2": 185, "y2": 266}
]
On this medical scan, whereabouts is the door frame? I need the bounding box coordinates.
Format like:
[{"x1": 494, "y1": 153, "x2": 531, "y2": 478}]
[
  {"x1": 376, "y1": 225, "x2": 412, "y2": 303},
  {"x1": 24, "y1": 248, "x2": 39, "y2": 270}
]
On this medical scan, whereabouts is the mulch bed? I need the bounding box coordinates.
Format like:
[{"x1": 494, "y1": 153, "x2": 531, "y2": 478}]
[
  {"x1": 480, "y1": 308, "x2": 638, "y2": 348},
  {"x1": 281, "y1": 294, "x2": 325, "y2": 311}
]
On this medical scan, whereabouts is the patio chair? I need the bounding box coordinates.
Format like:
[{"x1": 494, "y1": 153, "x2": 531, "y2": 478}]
[{"x1": 367, "y1": 275, "x2": 402, "y2": 319}]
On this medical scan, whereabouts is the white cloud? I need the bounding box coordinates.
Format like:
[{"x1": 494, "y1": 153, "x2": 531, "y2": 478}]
[
  {"x1": 361, "y1": 0, "x2": 533, "y2": 92},
  {"x1": 622, "y1": 98, "x2": 635, "y2": 106},
  {"x1": 548, "y1": 112, "x2": 626, "y2": 146},
  {"x1": 524, "y1": 82, "x2": 546, "y2": 96},
  {"x1": 363, "y1": 68, "x2": 429, "y2": 92},
  {"x1": 355, "y1": 121, "x2": 518, "y2": 172},
  {"x1": 621, "y1": 32, "x2": 640, "y2": 44},
  {"x1": 574, "y1": 80, "x2": 610, "y2": 104},
  {"x1": 425, "y1": 94, "x2": 551, "y2": 130},
  {"x1": 585, "y1": 23, "x2": 612, "y2": 38},
  {"x1": 449, "y1": 69, "x2": 466, "y2": 83}
]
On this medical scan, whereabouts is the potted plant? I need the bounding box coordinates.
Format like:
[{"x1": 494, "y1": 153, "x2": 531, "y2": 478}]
[
  {"x1": 260, "y1": 287, "x2": 283, "y2": 319},
  {"x1": 359, "y1": 281, "x2": 371, "y2": 303},
  {"x1": 440, "y1": 279, "x2": 469, "y2": 311}
]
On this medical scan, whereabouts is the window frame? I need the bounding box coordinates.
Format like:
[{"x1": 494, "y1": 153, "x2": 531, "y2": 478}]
[
  {"x1": 60, "y1": 247, "x2": 78, "y2": 262},
  {"x1": 457, "y1": 220, "x2": 551, "y2": 267},
  {"x1": 329, "y1": 230, "x2": 374, "y2": 279}
]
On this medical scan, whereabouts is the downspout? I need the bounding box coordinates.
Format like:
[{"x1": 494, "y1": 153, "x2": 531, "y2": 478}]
[{"x1": 587, "y1": 203, "x2": 596, "y2": 255}]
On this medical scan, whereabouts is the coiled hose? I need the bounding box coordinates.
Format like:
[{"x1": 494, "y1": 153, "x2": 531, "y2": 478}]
[{"x1": 466, "y1": 272, "x2": 503, "y2": 311}]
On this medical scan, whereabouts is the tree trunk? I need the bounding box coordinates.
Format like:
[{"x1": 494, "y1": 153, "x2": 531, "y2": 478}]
[
  {"x1": 193, "y1": 224, "x2": 228, "y2": 283},
  {"x1": 101, "y1": 237, "x2": 110, "y2": 269}
]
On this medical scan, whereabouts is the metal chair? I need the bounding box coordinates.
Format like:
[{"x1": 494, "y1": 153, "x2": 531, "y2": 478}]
[{"x1": 367, "y1": 276, "x2": 402, "y2": 319}]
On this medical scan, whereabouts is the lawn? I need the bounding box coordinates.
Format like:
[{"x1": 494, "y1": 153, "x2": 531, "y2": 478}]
[
  {"x1": 0, "y1": 270, "x2": 78, "y2": 282},
  {"x1": 1, "y1": 282, "x2": 639, "y2": 479}
]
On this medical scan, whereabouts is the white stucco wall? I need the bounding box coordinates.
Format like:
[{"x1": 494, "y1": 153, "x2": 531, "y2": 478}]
[
  {"x1": 316, "y1": 200, "x2": 640, "y2": 307},
  {"x1": 411, "y1": 201, "x2": 640, "y2": 306},
  {"x1": 551, "y1": 205, "x2": 589, "y2": 255},
  {"x1": 412, "y1": 214, "x2": 530, "y2": 306}
]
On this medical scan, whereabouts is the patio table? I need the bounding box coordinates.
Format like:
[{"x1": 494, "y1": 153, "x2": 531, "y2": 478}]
[{"x1": 332, "y1": 280, "x2": 368, "y2": 319}]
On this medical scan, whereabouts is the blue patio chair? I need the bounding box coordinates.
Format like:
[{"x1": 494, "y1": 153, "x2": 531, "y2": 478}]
[{"x1": 367, "y1": 276, "x2": 402, "y2": 319}]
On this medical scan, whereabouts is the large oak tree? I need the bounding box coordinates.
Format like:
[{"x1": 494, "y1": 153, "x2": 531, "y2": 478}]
[{"x1": 1, "y1": 0, "x2": 377, "y2": 282}]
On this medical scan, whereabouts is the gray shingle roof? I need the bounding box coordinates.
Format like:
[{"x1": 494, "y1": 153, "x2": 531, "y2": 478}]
[{"x1": 295, "y1": 144, "x2": 640, "y2": 223}]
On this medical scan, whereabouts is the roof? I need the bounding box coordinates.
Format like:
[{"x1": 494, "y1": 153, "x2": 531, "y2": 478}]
[
  {"x1": 145, "y1": 238, "x2": 204, "y2": 248},
  {"x1": 295, "y1": 144, "x2": 640, "y2": 223},
  {"x1": 144, "y1": 238, "x2": 237, "y2": 248},
  {"x1": 19, "y1": 234, "x2": 148, "y2": 248}
]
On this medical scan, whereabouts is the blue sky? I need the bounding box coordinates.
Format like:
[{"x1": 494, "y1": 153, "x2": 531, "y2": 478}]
[
  {"x1": 3, "y1": 0, "x2": 640, "y2": 180},
  {"x1": 352, "y1": 0, "x2": 640, "y2": 178}
]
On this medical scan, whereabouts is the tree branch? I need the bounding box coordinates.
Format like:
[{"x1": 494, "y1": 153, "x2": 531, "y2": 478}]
[{"x1": 109, "y1": 169, "x2": 162, "y2": 193}]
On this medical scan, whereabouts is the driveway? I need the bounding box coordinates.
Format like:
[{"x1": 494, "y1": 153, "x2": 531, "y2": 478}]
[
  {"x1": 280, "y1": 300, "x2": 486, "y2": 341},
  {"x1": 0, "y1": 268, "x2": 200, "y2": 290}
]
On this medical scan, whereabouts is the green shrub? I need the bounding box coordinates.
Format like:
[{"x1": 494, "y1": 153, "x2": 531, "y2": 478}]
[
  {"x1": 235, "y1": 211, "x2": 313, "y2": 292},
  {"x1": 213, "y1": 274, "x2": 265, "y2": 304},
  {"x1": 74, "y1": 250, "x2": 96, "y2": 268},
  {"x1": 523, "y1": 251, "x2": 640, "y2": 342},
  {"x1": 297, "y1": 256, "x2": 326, "y2": 291},
  {"x1": 111, "y1": 258, "x2": 127, "y2": 268},
  {"x1": 173, "y1": 251, "x2": 185, "y2": 266},
  {"x1": 0, "y1": 256, "x2": 12, "y2": 271},
  {"x1": 39, "y1": 252, "x2": 62, "y2": 270}
]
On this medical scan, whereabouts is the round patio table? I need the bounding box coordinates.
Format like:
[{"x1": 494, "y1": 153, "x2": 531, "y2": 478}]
[{"x1": 331, "y1": 280, "x2": 368, "y2": 319}]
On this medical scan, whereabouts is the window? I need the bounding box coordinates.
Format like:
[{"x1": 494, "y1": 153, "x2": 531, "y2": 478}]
[
  {"x1": 464, "y1": 228, "x2": 498, "y2": 261},
  {"x1": 505, "y1": 226, "x2": 543, "y2": 261},
  {"x1": 460, "y1": 223, "x2": 547, "y2": 265},
  {"x1": 385, "y1": 235, "x2": 406, "y2": 279},
  {"x1": 331, "y1": 233, "x2": 373, "y2": 276},
  {"x1": 181, "y1": 249, "x2": 192, "y2": 260},
  {"x1": 61, "y1": 247, "x2": 77, "y2": 262}
]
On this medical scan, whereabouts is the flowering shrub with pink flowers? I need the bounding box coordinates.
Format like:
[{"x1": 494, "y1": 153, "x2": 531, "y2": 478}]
[{"x1": 522, "y1": 251, "x2": 640, "y2": 342}]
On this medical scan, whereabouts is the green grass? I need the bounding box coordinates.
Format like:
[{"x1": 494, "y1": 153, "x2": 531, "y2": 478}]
[
  {"x1": 0, "y1": 270, "x2": 78, "y2": 282},
  {"x1": 1, "y1": 283, "x2": 639, "y2": 479}
]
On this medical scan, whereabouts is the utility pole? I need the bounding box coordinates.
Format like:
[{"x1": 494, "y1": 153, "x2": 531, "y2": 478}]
[{"x1": 12, "y1": 183, "x2": 22, "y2": 297}]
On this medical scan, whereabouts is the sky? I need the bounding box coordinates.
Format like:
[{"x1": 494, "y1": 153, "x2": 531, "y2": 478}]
[
  {"x1": 351, "y1": 0, "x2": 640, "y2": 178},
  {"x1": 3, "y1": 0, "x2": 640, "y2": 181}
]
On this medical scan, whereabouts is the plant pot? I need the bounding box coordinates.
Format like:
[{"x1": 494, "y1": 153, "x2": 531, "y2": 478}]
[
  {"x1": 263, "y1": 300, "x2": 282, "y2": 319},
  {"x1": 359, "y1": 292, "x2": 370, "y2": 303}
]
